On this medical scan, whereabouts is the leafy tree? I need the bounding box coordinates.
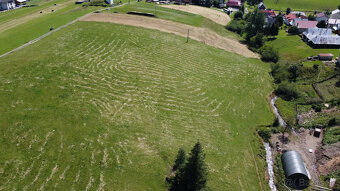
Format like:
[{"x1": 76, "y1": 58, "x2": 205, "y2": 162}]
[
  {"x1": 276, "y1": 15, "x2": 284, "y2": 26},
  {"x1": 317, "y1": 20, "x2": 327, "y2": 28},
  {"x1": 312, "y1": 104, "x2": 322, "y2": 112},
  {"x1": 308, "y1": 14, "x2": 316, "y2": 21},
  {"x1": 288, "y1": 64, "x2": 300, "y2": 81},
  {"x1": 181, "y1": 141, "x2": 208, "y2": 191},
  {"x1": 286, "y1": 7, "x2": 291, "y2": 15},
  {"x1": 258, "y1": 127, "x2": 271, "y2": 142},
  {"x1": 249, "y1": 33, "x2": 264, "y2": 49},
  {"x1": 173, "y1": 148, "x2": 186, "y2": 171},
  {"x1": 338, "y1": 5, "x2": 340, "y2": 10},
  {"x1": 240, "y1": 4, "x2": 245, "y2": 13},
  {"x1": 328, "y1": 118, "x2": 336, "y2": 126},
  {"x1": 234, "y1": 11, "x2": 243, "y2": 20},
  {"x1": 275, "y1": 81, "x2": 299, "y2": 101},
  {"x1": 271, "y1": 63, "x2": 289, "y2": 83},
  {"x1": 226, "y1": 20, "x2": 247, "y2": 34},
  {"x1": 288, "y1": 26, "x2": 299, "y2": 34},
  {"x1": 273, "y1": 117, "x2": 280, "y2": 127},
  {"x1": 245, "y1": 8, "x2": 265, "y2": 43},
  {"x1": 259, "y1": 44, "x2": 279, "y2": 62},
  {"x1": 313, "y1": 64, "x2": 319, "y2": 70}
]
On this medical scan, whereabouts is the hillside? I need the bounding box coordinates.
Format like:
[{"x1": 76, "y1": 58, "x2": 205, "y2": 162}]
[{"x1": 0, "y1": 21, "x2": 273, "y2": 190}]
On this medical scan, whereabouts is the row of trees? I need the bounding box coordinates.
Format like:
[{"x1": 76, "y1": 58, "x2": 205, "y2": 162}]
[
  {"x1": 226, "y1": 8, "x2": 280, "y2": 62},
  {"x1": 166, "y1": 142, "x2": 209, "y2": 191}
]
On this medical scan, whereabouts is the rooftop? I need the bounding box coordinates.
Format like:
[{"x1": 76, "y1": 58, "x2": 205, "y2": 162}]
[{"x1": 295, "y1": 20, "x2": 317, "y2": 29}]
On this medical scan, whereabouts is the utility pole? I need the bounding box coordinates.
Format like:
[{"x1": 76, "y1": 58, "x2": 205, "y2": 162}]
[{"x1": 186, "y1": 29, "x2": 189, "y2": 43}]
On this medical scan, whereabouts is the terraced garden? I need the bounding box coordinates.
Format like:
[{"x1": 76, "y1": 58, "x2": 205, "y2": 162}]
[{"x1": 0, "y1": 21, "x2": 274, "y2": 190}]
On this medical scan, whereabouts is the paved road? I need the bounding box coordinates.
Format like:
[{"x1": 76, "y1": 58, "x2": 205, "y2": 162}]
[{"x1": 0, "y1": 3, "x2": 127, "y2": 58}]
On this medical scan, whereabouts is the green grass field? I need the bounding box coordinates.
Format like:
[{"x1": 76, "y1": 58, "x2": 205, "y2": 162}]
[
  {"x1": 0, "y1": 21, "x2": 273, "y2": 190},
  {"x1": 108, "y1": 2, "x2": 204, "y2": 26},
  {"x1": 263, "y1": 0, "x2": 339, "y2": 11},
  {"x1": 0, "y1": 0, "x2": 104, "y2": 54},
  {"x1": 106, "y1": 2, "x2": 240, "y2": 39},
  {"x1": 266, "y1": 30, "x2": 339, "y2": 63}
]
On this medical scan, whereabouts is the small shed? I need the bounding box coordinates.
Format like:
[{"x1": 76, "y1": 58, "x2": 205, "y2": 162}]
[
  {"x1": 318, "y1": 53, "x2": 333, "y2": 61},
  {"x1": 314, "y1": 128, "x2": 321, "y2": 137},
  {"x1": 282, "y1": 151, "x2": 310, "y2": 189}
]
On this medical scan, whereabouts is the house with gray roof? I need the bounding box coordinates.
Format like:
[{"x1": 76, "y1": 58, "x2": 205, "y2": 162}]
[{"x1": 303, "y1": 28, "x2": 340, "y2": 48}]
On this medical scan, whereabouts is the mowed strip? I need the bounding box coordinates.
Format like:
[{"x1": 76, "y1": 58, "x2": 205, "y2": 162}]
[
  {"x1": 80, "y1": 13, "x2": 257, "y2": 58},
  {"x1": 162, "y1": 5, "x2": 230, "y2": 26},
  {"x1": 0, "y1": 0, "x2": 74, "y2": 33}
]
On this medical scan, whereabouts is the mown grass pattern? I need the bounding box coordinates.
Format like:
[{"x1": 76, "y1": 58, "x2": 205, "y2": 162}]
[{"x1": 0, "y1": 22, "x2": 273, "y2": 190}]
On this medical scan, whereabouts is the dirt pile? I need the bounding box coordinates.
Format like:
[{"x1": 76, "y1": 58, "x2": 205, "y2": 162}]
[{"x1": 316, "y1": 142, "x2": 340, "y2": 175}]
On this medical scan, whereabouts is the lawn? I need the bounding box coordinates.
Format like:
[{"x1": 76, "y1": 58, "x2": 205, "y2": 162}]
[
  {"x1": 263, "y1": 0, "x2": 339, "y2": 11},
  {"x1": 0, "y1": 21, "x2": 273, "y2": 190},
  {"x1": 266, "y1": 30, "x2": 339, "y2": 63}
]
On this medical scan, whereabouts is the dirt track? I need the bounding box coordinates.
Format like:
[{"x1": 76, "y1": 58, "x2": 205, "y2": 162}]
[
  {"x1": 162, "y1": 5, "x2": 230, "y2": 26},
  {"x1": 80, "y1": 13, "x2": 258, "y2": 58}
]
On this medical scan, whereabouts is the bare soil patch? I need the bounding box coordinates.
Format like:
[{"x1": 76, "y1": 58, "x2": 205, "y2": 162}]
[
  {"x1": 161, "y1": 5, "x2": 230, "y2": 26},
  {"x1": 316, "y1": 142, "x2": 340, "y2": 175},
  {"x1": 80, "y1": 13, "x2": 257, "y2": 58},
  {"x1": 271, "y1": 128, "x2": 323, "y2": 185}
]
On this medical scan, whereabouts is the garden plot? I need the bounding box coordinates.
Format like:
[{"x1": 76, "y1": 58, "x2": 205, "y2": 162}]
[{"x1": 0, "y1": 22, "x2": 273, "y2": 190}]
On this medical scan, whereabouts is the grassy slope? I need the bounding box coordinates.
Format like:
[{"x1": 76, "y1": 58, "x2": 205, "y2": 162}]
[
  {"x1": 266, "y1": 30, "x2": 340, "y2": 63},
  {"x1": 108, "y1": 2, "x2": 204, "y2": 26},
  {"x1": 0, "y1": 22, "x2": 273, "y2": 190},
  {"x1": 107, "y1": 2, "x2": 240, "y2": 39},
  {"x1": 0, "y1": 0, "x2": 99, "y2": 54},
  {"x1": 263, "y1": 0, "x2": 339, "y2": 11}
]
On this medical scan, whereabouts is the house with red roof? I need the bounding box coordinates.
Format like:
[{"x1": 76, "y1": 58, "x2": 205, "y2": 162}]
[
  {"x1": 261, "y1": 9, "x2": 276, "y2": 17},
  {"x1": 226, "y1": 0, "x2": 241, "y2": 8},
  {"x1": 295, "y1": 20, "x2": 318, "y2": 33}
]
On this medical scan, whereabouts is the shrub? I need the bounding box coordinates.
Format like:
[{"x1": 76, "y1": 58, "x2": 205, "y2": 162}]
[
  {"x1": 257, "y1": 127, "x2": 271, "y2": 142},
  {"x1": 328, "y1": 118, "x2": 336, "y2": 126},
  {"x1": 288, "y1": 26, "x2": 299, "y2": 34},
  {"x1": 249, "y1": 33, "x2": 264, "y2": 49},
  {"x1": 259, "y1": 44, "x2": 279, "y2": 63},
  {"x1": 226, "y1": 20, "x2": 246, "y2": 35},
  {"x1": 271, "y1": 63, "x2": 289, "y2": 83},
  {"x1": 312, "y1": 104, "x2": 322, "y2": 112},
  {"x1": 275, "y1": 81, "x2": 299, "y2": 101}
]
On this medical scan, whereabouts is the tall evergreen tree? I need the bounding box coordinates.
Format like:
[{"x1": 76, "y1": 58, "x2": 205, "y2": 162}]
[
  {"x1": 173, "y1": 148, "x2": 186, "y2": 171},
  {"x1": 166, "y1": 142, "x2": 209, "y2": 191},
  {"x1": 180, "y1": 141, "x2": 208, "y2": 191}
]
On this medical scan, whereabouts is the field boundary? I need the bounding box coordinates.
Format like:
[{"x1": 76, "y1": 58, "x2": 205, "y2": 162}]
[{"x1": 79, "y1": 13, "x2": 258, "y2": 58}]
